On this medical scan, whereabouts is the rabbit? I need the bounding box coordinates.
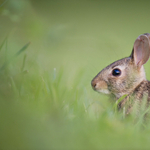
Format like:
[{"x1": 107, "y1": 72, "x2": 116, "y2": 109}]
[{"x1": 91, "y1": 33, "x2": 150, "y2": 114}]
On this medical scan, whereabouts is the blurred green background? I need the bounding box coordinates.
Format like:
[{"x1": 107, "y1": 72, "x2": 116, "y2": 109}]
[{"x1": 1, "y1": 0, "x2": 150, "y2": 149}]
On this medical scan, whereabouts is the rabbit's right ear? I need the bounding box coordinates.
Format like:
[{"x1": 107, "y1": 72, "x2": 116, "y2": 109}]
[{"x1": 130, "y1": 34, "x2": 150, "y2": 68}]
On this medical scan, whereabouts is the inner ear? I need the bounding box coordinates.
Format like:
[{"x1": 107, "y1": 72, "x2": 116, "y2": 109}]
[{"x1": 130, "y1": 35, "x2": 150, "y2": 68}]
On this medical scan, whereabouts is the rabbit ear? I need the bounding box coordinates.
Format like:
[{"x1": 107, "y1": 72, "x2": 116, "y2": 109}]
[{"x1": 131, "y1": 34, "x2": 150, "y2": 68}]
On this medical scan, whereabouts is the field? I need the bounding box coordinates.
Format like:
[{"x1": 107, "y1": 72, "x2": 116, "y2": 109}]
[{"x1": 1, "y1": 0, "x2": 150, "y2": 149}]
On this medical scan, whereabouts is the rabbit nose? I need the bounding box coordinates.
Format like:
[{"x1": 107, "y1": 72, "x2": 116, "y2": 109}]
[{"x1": 91, "y1": 80, "x2": 97, "y2": 90}]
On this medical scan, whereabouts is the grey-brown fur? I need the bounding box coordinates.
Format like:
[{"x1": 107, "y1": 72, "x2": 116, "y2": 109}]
[{"x1": 118, "y1": 80, "x2": 150, "y2": 114}]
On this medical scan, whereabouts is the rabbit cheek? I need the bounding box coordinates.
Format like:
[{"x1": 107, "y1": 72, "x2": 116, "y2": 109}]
[{"x1": 107, "y1": 77, "x2": 127, "y2": 97}]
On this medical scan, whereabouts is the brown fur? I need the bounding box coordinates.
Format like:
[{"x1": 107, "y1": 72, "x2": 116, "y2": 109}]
[{"x1": 118, "y1": 80, "x2": 150, "y2": 114}]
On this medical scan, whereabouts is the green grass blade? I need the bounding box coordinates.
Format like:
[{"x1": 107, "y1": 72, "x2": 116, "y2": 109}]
[
  {"x1": 0, "y1": 42, "x2": 30, "y2": 71},
  {"x1": 0, "y1": 36, "x2": 7, "y2": 52},
  {"x1": 14, "y1": 42, "x2": 30, "y2": 57},
  {"x1": 0, "y1": 0, "x2": 8, "y2": 8},
  {"x1": 113, "y1": 94, "x2": 127, "y2": 112},
  {"x1": 21, "y1": 54, "x2": 27, "y2": 72}
]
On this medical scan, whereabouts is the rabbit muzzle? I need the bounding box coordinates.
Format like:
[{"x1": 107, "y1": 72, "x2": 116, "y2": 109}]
[{"x1": 91, "y1": 79, "x2": 110, "y2": 94}]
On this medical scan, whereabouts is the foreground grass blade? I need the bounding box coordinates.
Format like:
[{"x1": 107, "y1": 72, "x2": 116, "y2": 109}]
[
  {"x1": 0, "y1": 0, "x2": 8, "y2": 8},
  {"x1": 14, "y1": 42, "x2": 30, "y2": 57},
  {"x1": 21, "y1": 54, "x2": 27, "y2": 72},
  {"x1": 0, "y1": 42, "x2": 30, "y2": 71},
  {"x1": 0, "y1": 36, "x2": 7, "y2": 52},
  {"x1": 113, "y1": 94, "x2": 127, "y2": 113}
]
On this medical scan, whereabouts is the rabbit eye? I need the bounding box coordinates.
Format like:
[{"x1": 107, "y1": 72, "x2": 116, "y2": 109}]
[{"x1": 112, "y1": 68, "x2": 121, "y2": 76}]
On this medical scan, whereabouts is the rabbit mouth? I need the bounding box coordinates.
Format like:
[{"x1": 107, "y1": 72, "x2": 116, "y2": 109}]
[{"x1": 96, "y1": 89, "x2": 110, "y2": 94}]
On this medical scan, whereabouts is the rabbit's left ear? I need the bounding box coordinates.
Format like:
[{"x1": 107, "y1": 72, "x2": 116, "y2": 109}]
[{"x1": 130, "y1": 34, "x2": 150, "y2": 68}]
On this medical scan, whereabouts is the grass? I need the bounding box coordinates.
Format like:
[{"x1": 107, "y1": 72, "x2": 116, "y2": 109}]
[
  {"x1": 0, "y1": 38, "x2": 150, "y2": 150},
  {"x1": 1, "y1": 0, "x2": 150, "y2": 149}
]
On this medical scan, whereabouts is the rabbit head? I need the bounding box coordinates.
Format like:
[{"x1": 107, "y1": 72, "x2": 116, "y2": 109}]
[{"x1": 91, "y1": 33, "x2": 150, "y2": 99}]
